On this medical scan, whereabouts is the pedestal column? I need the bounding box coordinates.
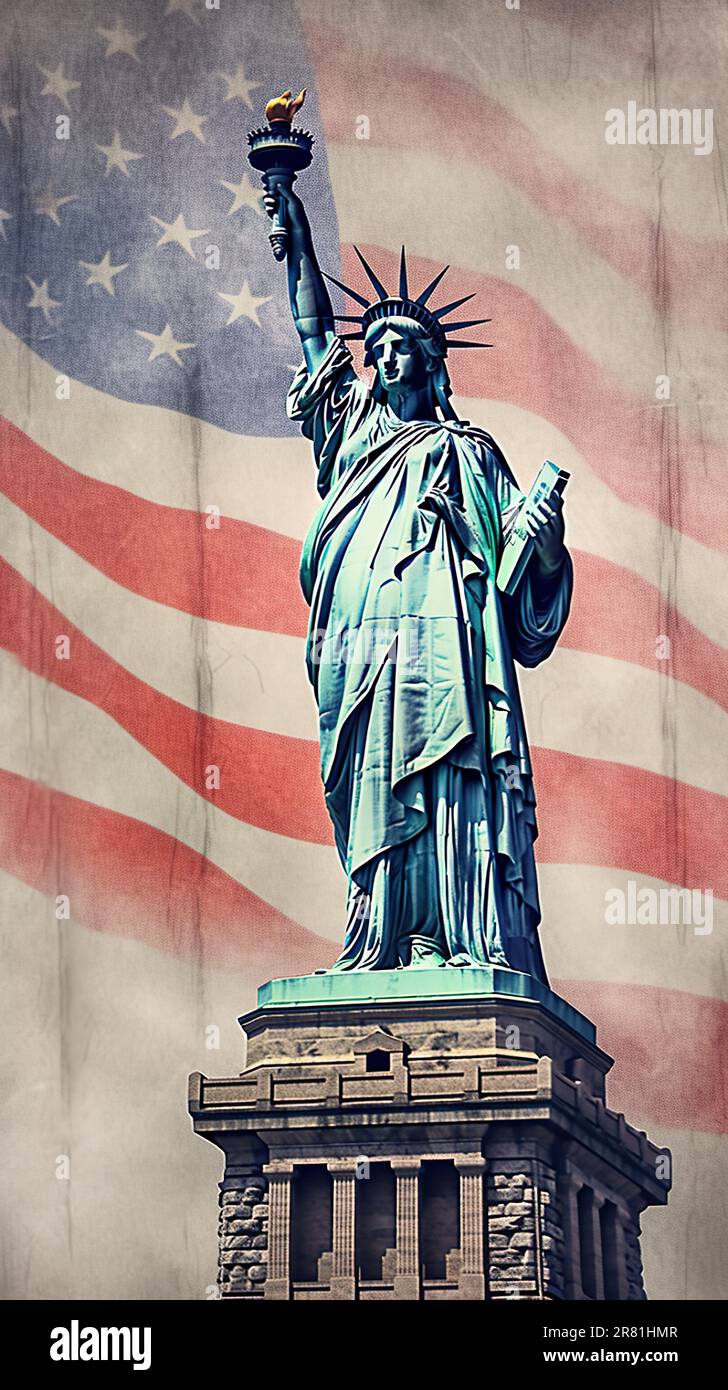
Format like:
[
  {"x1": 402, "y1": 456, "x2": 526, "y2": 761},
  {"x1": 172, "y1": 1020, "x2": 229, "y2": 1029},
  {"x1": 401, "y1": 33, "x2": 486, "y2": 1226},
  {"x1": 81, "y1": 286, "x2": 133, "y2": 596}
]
[
  {"x1": 392, "y1": 1158, "x2": 421, "y2": 1300},
  {"x1": 557, "y1": 1165, "x2": 584, "y2": 1300},
  {"x1": 263, "y1": 1161, "x2": 294, "y2": 1300},
  {"x1": 455, "y1": 1156, "x2": 486, "y2": 1299},
  {"x1": 327, "y1": 1160, "x2": 357, "y2": 1299},
  {"x1": 620, "y1": 1206, "x2": 647, "y2": 1300},
  {"x1": 587, "y1": 1192, "x2": 606, "y2": 1301}
]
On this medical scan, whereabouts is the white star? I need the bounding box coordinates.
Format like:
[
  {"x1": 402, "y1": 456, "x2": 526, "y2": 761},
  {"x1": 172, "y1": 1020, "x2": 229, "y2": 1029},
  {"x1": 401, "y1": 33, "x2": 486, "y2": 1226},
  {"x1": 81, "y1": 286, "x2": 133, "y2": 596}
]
[
  {"x1": 26, "y1": 276, "x2": 61, "y2": 322},
  {"x1": 0, "y1": 104, "x2": 18, "y2": 137},
  {"x1": 216, "y1": 66, "x2": 260, "y2": 109},
  {"x1": 217, "y1": 279, "x2": 271, "y2": 326},
  {"x1": 220, "y1": 172, "x2": 263, "y2": 217},
  {"x1": 34, "y1": 185, "x2": 78, "y2": 225},
  {"x1": 150, "y1": 212, "x2": 208, "y2": 258},
  {"x1": 96, "y1": 131, "x2": 143, "y2": 177},
  {"x1": 38, "y1": 62, "x2": 80, "y2": 110},
  {"x1": 97, "y1": 17, "x2": 145, "y2": 61},
  {"x1": 0, "y1": 210, "x2": 12, "y2": 240},
  {"x1": 79, "y1": 251, "x2": 128, "y2": 296},
  {"x1": 161, "y1": 97, "x2": 207, "y2": 142},
  {"x1": 165, "y1": 0, "x2": 201, "y2": 23},
  {"x1": 136, "y1": 323, "x2": 196, "y2": 366}
]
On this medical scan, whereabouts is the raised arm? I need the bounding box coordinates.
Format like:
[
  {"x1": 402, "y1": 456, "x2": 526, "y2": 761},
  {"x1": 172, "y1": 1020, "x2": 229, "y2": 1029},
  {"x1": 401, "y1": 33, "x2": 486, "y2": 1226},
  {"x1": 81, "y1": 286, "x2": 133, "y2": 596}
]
[{"x1": 262, "y1": 178, "x2": 335, "y2": 374}]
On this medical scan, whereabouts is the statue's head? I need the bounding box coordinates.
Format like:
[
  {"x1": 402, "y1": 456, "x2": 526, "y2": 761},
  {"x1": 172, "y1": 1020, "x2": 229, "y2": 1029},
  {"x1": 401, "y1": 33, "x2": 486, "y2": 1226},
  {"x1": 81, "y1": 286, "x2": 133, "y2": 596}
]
[
  {"x1": 327, "y1": 246, "x2": 492, "y2": 422},
  {"x1": 364, "y1": 318, "x2": 452, "y2": 417}
]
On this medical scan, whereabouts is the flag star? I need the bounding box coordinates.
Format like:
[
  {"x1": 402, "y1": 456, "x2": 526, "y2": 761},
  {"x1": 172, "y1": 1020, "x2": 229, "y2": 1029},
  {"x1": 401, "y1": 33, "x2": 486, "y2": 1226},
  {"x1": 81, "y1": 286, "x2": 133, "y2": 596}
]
[
  {"x1": 217, "y1": 279, "x2": 271, "y2": 326},
  {"x1": 161, "y1": 97, "x2": 207, "y2": 142},
  {"x1": 136, "y1": 323, "x2": 196, "y2": 366},
  {"x1": 26, "y1": 276, "x2": 61, "y2": 322},
  {"x1": 165, "y1": 0, "x2": 201, "y2": 22},
  {"x1": 79, "y1": 251, "x2": 128, "y2": 296},
  {"x1": 97, "y1": 131, "x2": 143, "y2": 177},
  {"x1": 216, "y1": 66, "x2": 260, "y2": 109},
  {"x1": 34, "y1": 185, "x2": 78, "y2": 225},
  {"x1": 1, "y1": 104, "x2": 18, "y2": 137},
  {"x1": 38, "y1": 62, "x2": 80, "y2": 110},
  {"x1": 150, "y1": 212, "x2": 209, "y2": 258},
  {"x1": 220, "y1": 172, "x2": 263, "y2": 217},
  {"x1": 97, "y1": 17, "x2": 145, "y2": 61}
]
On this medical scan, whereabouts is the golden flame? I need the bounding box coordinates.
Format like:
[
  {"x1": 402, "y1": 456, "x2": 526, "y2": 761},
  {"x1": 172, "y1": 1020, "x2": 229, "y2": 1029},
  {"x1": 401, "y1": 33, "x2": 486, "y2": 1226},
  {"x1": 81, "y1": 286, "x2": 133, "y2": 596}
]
[{"x1": 265, "y1": 89, "x2": 306, "y2": 125}]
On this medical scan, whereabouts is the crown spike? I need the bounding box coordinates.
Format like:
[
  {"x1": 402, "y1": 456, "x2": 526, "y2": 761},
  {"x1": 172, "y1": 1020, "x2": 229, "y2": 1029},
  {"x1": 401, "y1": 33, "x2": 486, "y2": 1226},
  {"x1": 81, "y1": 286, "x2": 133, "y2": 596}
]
[
  {"x1": 416, "y1": 265, "x2": 449, "y2": 305},
  {"x1": 322, "y1": 271, "x2": 371, "y2": 309},
  {"x1": 352, "y1": 246, "x2": 389, "y2": 300},
  {"x1": 398, "y1": 246, "x2": 409, "y2": 299},
  {"x1": 433, "y1": 293, "x2": 476, "y2": 319},
  {"x1": 445, "y1": 339, "x2": 493, "y2": 349},
  {"x1": 337, "y1": 331, "x2": 365, "y2": 340},
  {"x1": 439, "y1": 317, "x2": 492, "y2": 331},
  {"x1": 333, "y1": 314, "x2": 366, "y2": 323}
]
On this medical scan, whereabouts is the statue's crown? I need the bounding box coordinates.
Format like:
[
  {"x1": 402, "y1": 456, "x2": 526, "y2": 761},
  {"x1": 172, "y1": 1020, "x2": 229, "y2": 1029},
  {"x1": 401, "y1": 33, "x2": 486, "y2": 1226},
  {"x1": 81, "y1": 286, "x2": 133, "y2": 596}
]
[{"x1": 325, "y1": 246, "x2": 492, "y2": 352}]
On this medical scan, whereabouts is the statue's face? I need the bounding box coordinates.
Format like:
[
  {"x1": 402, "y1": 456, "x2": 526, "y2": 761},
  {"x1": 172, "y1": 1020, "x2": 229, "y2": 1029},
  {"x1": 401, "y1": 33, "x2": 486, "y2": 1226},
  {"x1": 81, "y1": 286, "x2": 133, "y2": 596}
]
[{"x1": 370, "y1": 329, "x2": 429, "y2": 395}]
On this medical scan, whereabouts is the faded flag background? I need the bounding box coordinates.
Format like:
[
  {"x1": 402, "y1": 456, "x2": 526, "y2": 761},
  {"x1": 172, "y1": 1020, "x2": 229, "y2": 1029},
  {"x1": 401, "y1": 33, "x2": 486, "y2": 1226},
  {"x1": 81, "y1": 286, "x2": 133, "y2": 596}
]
[{"x1": 1, "y1": 0, "x2": 727, "y2": 1300}]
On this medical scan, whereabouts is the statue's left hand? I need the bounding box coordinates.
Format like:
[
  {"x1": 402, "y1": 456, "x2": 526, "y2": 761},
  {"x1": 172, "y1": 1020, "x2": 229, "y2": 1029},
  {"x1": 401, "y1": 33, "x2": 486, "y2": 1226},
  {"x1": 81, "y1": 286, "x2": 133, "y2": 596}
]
[
  {"x1": 261, "y1": 175, "x2": 307, "y2": 231},
  {"x1": 527, "y1": 494, "x2": 566, "y2": 575}
]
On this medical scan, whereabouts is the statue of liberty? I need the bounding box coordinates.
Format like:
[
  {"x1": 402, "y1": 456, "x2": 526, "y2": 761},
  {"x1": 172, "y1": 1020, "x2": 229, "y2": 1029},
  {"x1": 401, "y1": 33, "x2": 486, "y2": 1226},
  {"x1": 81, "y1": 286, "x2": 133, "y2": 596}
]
[{"x1": 261, "y1": 169, "x2": 572, "y2": 983}]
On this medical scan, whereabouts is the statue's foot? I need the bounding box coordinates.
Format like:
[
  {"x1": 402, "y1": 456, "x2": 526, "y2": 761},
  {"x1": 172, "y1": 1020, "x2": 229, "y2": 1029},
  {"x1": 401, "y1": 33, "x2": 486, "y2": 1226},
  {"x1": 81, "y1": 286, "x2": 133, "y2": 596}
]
[
  {"x1": 445, "y1": 952, "x2": 510, "y2": 969},
  {"x1": 405, "y1": 939, "x2": 448, "y2": 970}
]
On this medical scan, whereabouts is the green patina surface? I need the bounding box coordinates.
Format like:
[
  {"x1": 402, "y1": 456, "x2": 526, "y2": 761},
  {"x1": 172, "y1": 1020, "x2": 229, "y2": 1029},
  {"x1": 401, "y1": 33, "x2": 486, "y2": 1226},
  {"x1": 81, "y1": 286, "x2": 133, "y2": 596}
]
[
  {"x1": 285, "y1": 337, "x2": 573, "y2": 980},
  {"x1": 255, "y1": 967, "x2": 595, "y2": 1044}
]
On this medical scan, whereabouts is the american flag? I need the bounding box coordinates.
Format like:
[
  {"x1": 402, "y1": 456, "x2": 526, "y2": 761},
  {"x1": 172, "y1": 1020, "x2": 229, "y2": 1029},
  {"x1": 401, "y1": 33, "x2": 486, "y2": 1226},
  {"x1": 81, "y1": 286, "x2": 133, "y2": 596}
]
[{"x1": 1, "y1": 0, "x2": 726, "y2": 1300}]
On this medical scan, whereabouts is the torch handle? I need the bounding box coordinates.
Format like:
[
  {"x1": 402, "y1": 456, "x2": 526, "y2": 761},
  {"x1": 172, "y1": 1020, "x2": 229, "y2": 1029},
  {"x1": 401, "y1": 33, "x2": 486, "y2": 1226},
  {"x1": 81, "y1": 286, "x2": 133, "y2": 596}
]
[{"x1": 264, "y1": 168, "x2": 296, "y2": 263}]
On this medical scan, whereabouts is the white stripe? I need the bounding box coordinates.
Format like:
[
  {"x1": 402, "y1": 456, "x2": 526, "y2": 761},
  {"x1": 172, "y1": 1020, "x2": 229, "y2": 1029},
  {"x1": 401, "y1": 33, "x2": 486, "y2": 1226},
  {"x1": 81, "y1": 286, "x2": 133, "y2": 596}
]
[
  {"x1": 0, "y1": 650, "x2": 346, "y2": 941},
  {"x1": 521, "y1": 647, "x2": 728, "y2": 798},
  {"x1": 539, "y1": 865, "x2": 726, "y2": 1003},
  {"x1": 642, "y1": 1128, "x2": 728, "y2": 1300},
  {"x1": 3, "y1": 497, "x2": 728, "y2": 795}
]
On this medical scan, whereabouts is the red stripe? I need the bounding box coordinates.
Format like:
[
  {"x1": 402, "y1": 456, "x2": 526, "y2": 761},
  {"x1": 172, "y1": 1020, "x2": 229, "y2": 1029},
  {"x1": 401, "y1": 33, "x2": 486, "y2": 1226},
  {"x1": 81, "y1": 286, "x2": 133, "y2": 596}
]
[
  {"x1": 563, "y1": 550, "x2": 728, "y2": 716},
  {"x1": 4, "y1": 420, "x2": 728, "y2": 721},
  {"x1": 2, "y1": 560, "x2": 727, "y2": 891},
  {"x1": 0, "y1": 417, "x2": 309, "y2": 637},
  {"x1": 0, "y1": 559, "x2": 330, "y2": 843},
  {"x1": 533, "y1": 746, "x2": 726, "y2": 897},
  {"x1": 340, "y1": 245, "x2": 728, "y2": 554},
  {"x1": 556, "y1": 980, "x2": 728, "y2": 1136},
  {"x1": 309, "y1": 27, "x2": 726, "y2": 334},
  {"x1": 0, "y1": 769, "x2": 328, "y2": 975}
]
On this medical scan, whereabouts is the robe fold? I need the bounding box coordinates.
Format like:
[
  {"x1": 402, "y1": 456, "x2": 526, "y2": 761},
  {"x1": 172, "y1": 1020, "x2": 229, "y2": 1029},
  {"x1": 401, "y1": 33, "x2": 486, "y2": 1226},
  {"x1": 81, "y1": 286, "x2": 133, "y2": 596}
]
[{"x1": 288, "y1": 338, "x2": 573, "y2": 981}]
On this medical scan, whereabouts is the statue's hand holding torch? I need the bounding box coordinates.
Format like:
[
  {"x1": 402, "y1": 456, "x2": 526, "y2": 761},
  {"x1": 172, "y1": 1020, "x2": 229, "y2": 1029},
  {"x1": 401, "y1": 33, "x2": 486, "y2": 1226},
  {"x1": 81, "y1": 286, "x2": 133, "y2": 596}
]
[{"x1": 261, "y1": 178, "x2": 306, "y2": 258}]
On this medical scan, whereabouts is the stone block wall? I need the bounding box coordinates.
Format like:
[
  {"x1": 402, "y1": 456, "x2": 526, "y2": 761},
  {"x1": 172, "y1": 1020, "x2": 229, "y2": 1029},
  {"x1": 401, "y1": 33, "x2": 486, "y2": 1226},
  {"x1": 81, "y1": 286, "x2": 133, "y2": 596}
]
[
  {"x1": 623, "y1": 1217, "x2": 647, "y2": 1302},
  {"x1": 218, "y1": 1174, "x2": 269, "y2": 1298},
  {"x1": 486, "y1": 1161, "x2": 565, "y2": 1299}
]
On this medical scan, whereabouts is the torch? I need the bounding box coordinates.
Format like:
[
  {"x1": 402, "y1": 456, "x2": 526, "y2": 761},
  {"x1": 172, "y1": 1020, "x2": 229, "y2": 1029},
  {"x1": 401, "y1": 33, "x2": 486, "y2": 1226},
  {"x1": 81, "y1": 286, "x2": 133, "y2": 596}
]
[{"x1": 247, "y1": 89, "x2": 314, "y2": 262}]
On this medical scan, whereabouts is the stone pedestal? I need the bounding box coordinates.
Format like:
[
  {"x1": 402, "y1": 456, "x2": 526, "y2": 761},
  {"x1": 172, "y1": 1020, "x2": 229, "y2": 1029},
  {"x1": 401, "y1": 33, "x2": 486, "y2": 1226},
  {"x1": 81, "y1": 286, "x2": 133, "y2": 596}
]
[{"x1": 188, "y1": 967, "x2": 670, "y2": 1301}]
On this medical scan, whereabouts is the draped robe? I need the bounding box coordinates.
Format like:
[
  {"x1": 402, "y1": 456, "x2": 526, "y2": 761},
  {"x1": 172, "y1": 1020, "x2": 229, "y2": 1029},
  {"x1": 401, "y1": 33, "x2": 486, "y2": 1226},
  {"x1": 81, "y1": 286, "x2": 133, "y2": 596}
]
[{"x1": 288, "y1": 339, "x2": 573, "y2": 982}]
